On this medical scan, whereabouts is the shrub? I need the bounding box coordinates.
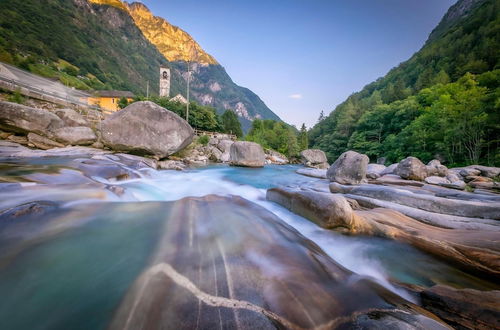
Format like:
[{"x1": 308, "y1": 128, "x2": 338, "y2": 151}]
[
  {"x1": 7, "y1": 89, "x2": 25, "y2": 104},
  {"x1": 197, "y1": 135, "x2": 209, "y2": 145}
]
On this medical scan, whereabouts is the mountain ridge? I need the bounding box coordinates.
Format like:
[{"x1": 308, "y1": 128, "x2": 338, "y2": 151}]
[{"x1": 309, "y1": 0, "x2": 499, "y2": 166}]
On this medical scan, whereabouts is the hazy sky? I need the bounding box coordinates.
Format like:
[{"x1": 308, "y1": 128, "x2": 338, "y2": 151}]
[{"x1": 138, "y1": 0, "x2": 456, "y2": 128}]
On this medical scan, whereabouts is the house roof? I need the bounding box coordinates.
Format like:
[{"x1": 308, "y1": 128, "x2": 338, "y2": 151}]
[{"x1": 94, "y1": 90, "x2": 135, "y2": 98}]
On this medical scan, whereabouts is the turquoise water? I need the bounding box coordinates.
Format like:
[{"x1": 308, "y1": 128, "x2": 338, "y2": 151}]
[{"x1": 0, "y1": 161, "x2": 497, "y2": 330}]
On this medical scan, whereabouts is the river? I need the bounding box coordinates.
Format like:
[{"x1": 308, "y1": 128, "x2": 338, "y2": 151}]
[{"x1": 0, "y1": 158, "x2": 496, "y2": 329}]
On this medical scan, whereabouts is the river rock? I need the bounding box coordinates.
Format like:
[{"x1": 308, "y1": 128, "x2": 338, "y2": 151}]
[
  {"x1": 158, "y1": 160, "x2": 185, "y2": 171},
  {"x1": 459, "y1": 168, "x2": 481, "y2": 177},
  {"x1": 217, "y1": 139, "x2": 234, "y2": 153},
  {"x1": 268, "y1": 186, "x2": 500, "y2": 278},
  {"x1": 425, "y1": 176, "x2": 450, "y2": 185},
  {"x1": 367, "y1": 164, "x2": 386, "y2": 179},
  {"x1": 0, "y1": 101, "x2": 64, "y2": 136},
  {"x1": 427, "y1": 160, "x2": 448, "y2": 177},
  {"x1": 229, "y1": 141, "x2": 265, "y2": 167},
  {"x1": 7, "y1": 134, "x2": 29, "y2": 146},
  {"x1": 267, "y1": 188, "x2": 356, "y2": 230},
  {"x1": 300, "y1": 149, "x2": 329, "y2": 169},
  {"x1": 52, "y1": 126, "x2": 97, "y2": 146},
  {"x1": 52, "y1": 108, "x2": 89, "y2": 127},
  {"x1": 380, "y1": 163, "x2": 398, "y2": 176},
  {"x1": 296, "y1": 168, "x2": 327, "y2": 179},
  {"x1": 327, "y1": 150, "x2": 369, "y2": 185},
  {"x1": 101, "y1": 101, "x2": 194, "y2": 158},
  {"x1": 395, "y1": 157, "x2": 428, "y2": 181},
  {"x1": 420, "y1": 285, "x2": 500, "y2": 330},
  {"x1": 469, "y1": 165, "x2": 500, "y2": 178},
  {"x1": 328, "y1": 182, "x2": 500, "y2": 221},
  {"x1": 265, "y1": 149, "x2": 289, "y2": 165},
  {"x1": 27, "y1": 133, "x2": 64, "y2": 150}
]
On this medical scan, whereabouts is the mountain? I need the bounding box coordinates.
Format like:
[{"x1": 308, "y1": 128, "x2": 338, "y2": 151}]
[
  {"x1": 0, "y1": 0, "x2": 281, "y2": 131},
  {"x1": 309, "y1": 0, "x2": 499, "y2": 166},
  {"x1": 123, "y1": 2, "x2": 281, "y2": 130}
]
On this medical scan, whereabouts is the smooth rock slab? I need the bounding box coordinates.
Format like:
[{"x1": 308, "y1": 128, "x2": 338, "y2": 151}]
[
  {"x1": 267, "y1": 187, "x2": 500, "y2": 279},
  {"x1": 296, "y1": 168, "x2": 327, "y2": 179},
  {"x1": 108, "y1": 196, "x2": 447, "y2": 329},
  {"x1": 328, "y1": 183, "x2": 500, "y2": 220}
]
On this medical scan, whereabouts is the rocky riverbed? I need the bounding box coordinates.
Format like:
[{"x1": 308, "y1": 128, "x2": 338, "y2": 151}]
[{"x1": 1, "y1": 100, "x2": 499, "y2": 329}]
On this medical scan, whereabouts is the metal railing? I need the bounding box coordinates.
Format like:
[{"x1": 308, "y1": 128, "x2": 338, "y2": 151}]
[{"x1": 194, "y1": 129, "x2": 237, "y2": 141}]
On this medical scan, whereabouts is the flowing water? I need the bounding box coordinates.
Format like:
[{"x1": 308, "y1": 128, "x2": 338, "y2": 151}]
[{"x1": 0, "y1": 159, "x2": 497, "y2": 329}]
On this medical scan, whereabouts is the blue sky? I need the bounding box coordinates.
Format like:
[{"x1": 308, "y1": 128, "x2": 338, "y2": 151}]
[{"x1": 137, "y1": 0, "x2": 456, "y2": 128}]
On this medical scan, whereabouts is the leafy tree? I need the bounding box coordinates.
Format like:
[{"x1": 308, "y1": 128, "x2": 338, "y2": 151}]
[
  {"x1": 246, "y1": 119, "x2": 301, "y2": 157},
  {"x1": 118, "y1": 97, "x2": 129, "y2": 109},
  {"x1": 221, "y1": 110, "x2": 243, "y2": 137}
]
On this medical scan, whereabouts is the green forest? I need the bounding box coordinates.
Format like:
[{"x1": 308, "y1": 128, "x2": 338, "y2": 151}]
[{"x1": 309, "y1": 0, "x2": 499, "y2": 167}]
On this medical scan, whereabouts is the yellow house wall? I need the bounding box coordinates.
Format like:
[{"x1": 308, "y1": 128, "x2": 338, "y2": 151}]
[{"x1": 87, "y1": 97, "x2": 134, "y2": 113}]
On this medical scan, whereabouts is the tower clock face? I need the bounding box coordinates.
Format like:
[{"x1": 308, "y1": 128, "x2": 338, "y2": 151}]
[{"x1": 162, "y1": 71, "x2": 169, "y2": 80}]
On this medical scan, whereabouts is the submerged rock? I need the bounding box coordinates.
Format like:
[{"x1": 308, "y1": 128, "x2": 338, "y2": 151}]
[
  {"x1": 229, "y1": 141, "x2": 265, "y2": 167},
  {"x1": 327, "y1": 150, "x2": 369, "y2": 185},
  {"x1": 101, "y1": 101, "x2": 194, "y2": 158}
]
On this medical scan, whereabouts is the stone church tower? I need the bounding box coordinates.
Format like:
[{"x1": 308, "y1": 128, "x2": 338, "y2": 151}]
[{"x1": 159, "y1": 66, "x2": 171, "y2": 97}]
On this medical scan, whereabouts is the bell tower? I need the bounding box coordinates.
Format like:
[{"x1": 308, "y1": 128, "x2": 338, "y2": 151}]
[{"x1": 159, "y1": 66, "x2": 171, "y2": 97}]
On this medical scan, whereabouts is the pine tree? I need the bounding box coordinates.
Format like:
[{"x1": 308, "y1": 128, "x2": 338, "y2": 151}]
[
  {"x1": 298, "y1": 123, "x2": 308, "y2": 150},
  {"x1": 317, "y1": 110, "x2": 325, "y2": 123}
]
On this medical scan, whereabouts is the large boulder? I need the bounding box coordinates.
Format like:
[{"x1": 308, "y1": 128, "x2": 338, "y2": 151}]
[
  {"x1": 100, "y1": 101, "x2": 194, "y2": 158},
  {"x1": 395, "y1": 156, "x2": 428, "y2": 181},
  {"x1": 52, "y1": 108, "x2": 89, "y2": 127},
  {"x1": 53, "y1": 127, "x2": 97, "y2": 146},
  {"x1": 326, "y1": 150, "x2": 369, "y2": 185},
  {"x1": 0, "y1": 101, "x2": 63, "y2": 136},
  {"x1": 300, "y1": 149, "x2": 329, "y2": 169},
  {"x1": 229, "y1": 141, "x2": 265, "y2": 167}
]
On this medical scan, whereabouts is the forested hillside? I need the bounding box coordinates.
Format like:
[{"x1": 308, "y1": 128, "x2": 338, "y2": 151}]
[
  {"x1": 309, "y1": 0, "x2": 499, "y2": 166},
  {"x1": 0, "y1": 0, "x2": 173, "y2": 94}
]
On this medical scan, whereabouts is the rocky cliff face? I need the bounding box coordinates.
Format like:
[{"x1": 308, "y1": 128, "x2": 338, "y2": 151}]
[{"x1": 126, "y1": 2, "x2": 217, "y2": 65}]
